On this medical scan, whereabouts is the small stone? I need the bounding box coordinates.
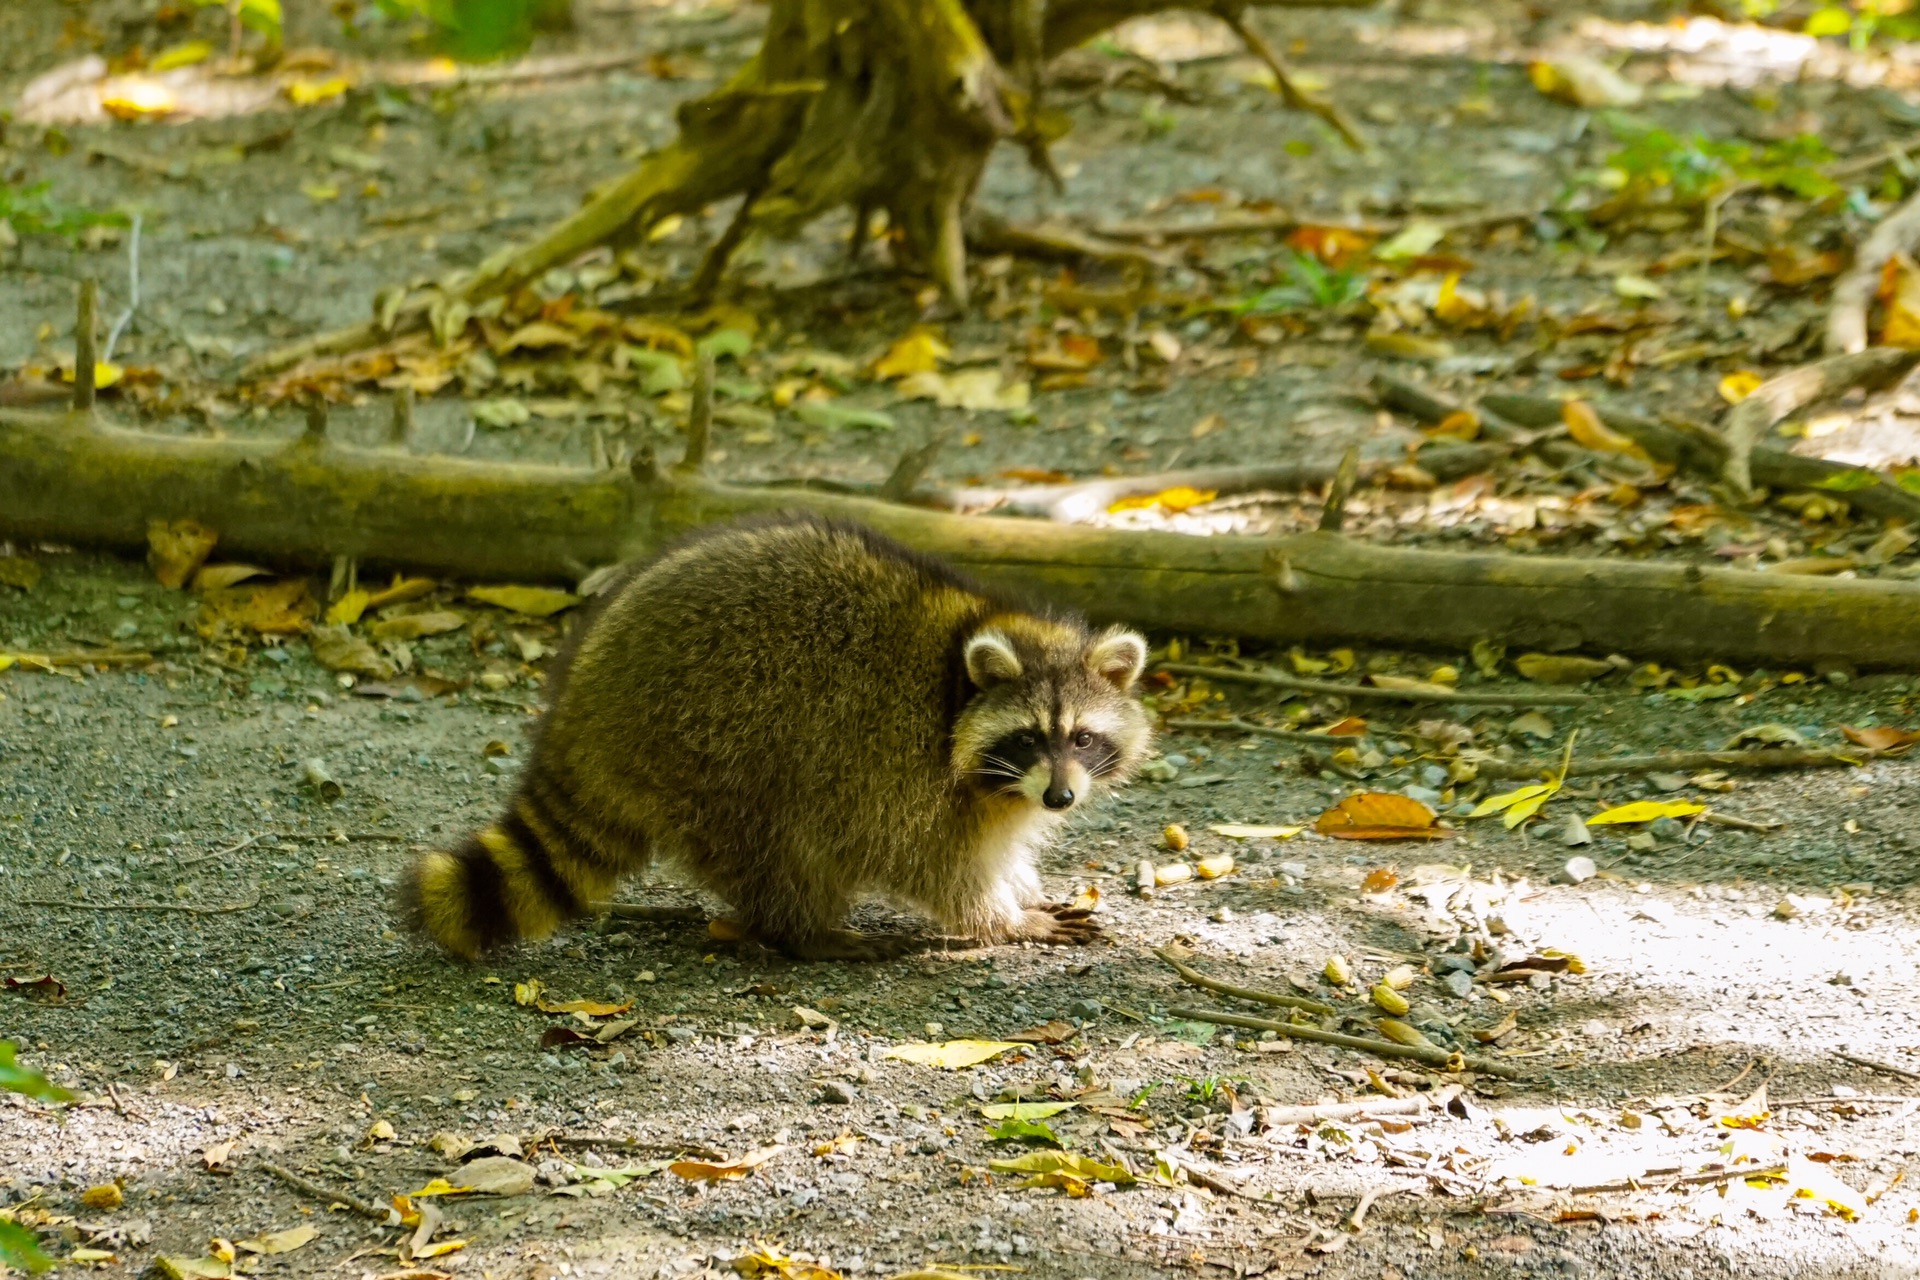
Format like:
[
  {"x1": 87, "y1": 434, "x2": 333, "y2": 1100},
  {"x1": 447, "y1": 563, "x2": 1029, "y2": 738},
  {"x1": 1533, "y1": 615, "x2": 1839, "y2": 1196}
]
[
  {"x1": 1140, "y1": 758, "x2": 1179, "y2": 782},
  {"x1": 1419, "y1": 764, "x2": 1449, "y2": 789},
  {"x1": 816, "y1": 1081, "x2": 857, "y2": 1105},
  {"x1": 1068, "y1": 998, "x2": 1103, "y2": 1021},
  {"x1": 1626, "y1": 832, "x2": 1657, "y2": 852},
  {"x1": 484, "y1": 756, "x2": 515, "y2": 776},
  {"x1": 1581, "y1": 1019, "x2": 1610, "y2": 1039},
  {"x1": 1563, "y1": 855, "x2": 1597, "y2": 884},
  {"x1": 1210, "y1": 906, "x2": 1234, "y2": 923},
  {"x1": 1434, "y1": 954, "x2": 1476, "y2": 976},
  {"x1": 1403, "y1": 785, "x2": 1442, "y2": 806},
  {"x1": 1562, "y1": 816, "x2": 1592, "y2": 848},
  {"x1": 1441, "y1": 970, "x2": 1474, "y2": 1000},
  {"x1": 1527, "y1": 972, "x2": 1552, "y2": 991},
  {"x1": 1163, "y1": 753, "x2": 1190, "y2": 768},
  {"x1": 1648, "y1": 816, "x2": 1684, "y2": 842},
  {"x1": 1277, "y1": 861, "x2": 1307, "y2": 878}
]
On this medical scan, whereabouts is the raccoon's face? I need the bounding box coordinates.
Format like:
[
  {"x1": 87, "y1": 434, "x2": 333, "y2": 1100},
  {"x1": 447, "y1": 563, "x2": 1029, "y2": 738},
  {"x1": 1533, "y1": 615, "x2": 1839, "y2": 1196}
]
[{"x1": 953, "y1": 616, "x2": 1153, "y2": 814}]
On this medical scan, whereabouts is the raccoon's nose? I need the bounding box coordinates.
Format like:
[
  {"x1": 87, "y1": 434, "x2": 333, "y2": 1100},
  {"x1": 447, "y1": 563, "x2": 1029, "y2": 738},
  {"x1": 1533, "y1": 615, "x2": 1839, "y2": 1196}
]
[{"x1": 1042, "y1": 785, "x2": 1075, "y2": 811}]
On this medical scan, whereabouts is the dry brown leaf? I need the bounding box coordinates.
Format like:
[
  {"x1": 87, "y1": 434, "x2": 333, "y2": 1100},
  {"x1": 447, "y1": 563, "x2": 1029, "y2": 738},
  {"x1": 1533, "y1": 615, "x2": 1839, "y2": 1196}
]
[
  {"x1": 1360, "y1": 866, "x2": 1400, "y2": 893},
  {"x1": 369, "y1": 610, "x2": 466, "y2": 641},
  {"x1": 1514, "y1": 653, "x2": 1615, "y2": 685},
  {"x1": 148, "y1": 518, "x2": 219, "y2": 589},
  {"x1": 1313, "y1": 793, "x2": 1448, "y2": 841},
  {"x1": 1841, "y1": 725, "x2": 1920, "y2": 752},
  {"x1": 309, "y1": 625, "x2": 394, "y2": 678},
  {"x1": 190, "y1": 563, "x2": 268, "y2": 593},
  {"x1": 195, "y1": 580, "x2": 316, "y2": 639},
  {"x1": 668, "y1": 1146, "x2": 783, "y2": 1182}
]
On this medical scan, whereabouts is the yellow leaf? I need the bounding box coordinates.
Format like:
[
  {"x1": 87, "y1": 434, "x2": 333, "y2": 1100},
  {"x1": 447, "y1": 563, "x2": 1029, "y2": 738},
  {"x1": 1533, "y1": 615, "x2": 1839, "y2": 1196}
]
[
  {"x1": 882, "y1": 1040, "x2": 1022, "y2": 1069},
  {"x1": 1374, "y1": 1018, "x2": 1437, "y2": 1048},
  {"x1": 1208, "y1": 823, "x2": 1303, "y2": 839},
  {"x1": 1586, "y1": 800, "x2": 1708, "y2": 826},
  {"x1": 235, "y1": 1225, "x2": 317, "y2": 1255},
  {"x1": 1718, "y1": 370, "x2": 1764, "y2": 404},
  {"x1": 1194, "y1": 853, "x2": 1235, "y2": 879},
  {"x1": 980, "y1": 1101, "x2": 1076, "y2": 1121},
  {"x1": 1562, "y1": 401, "x2": 1644, "y2": 457},
  {"x1": 1107, "y1": 485, "x2": 1218, "y2": 514},
  {"x1": 1470, "y1": 784, "x2": 1555, "y2": 819},
  {"x1": 1368, "y1": 674, "x2": 1457, "y2": 697},
  {"x1": 150, "y1": 1256, "x2": 230, "y2": 1280},
  {"x1": 286, "y1": 76, "x2": 352, "y2": 106},
  {"x1": 987, "y1": 1149, "x2": 1135, "y2": 1185},
  {"x1": 192, "y1": 564, "x2": 268, "y2": 593},
  {"x1": 81, "y1": 1183, "x2": 123, "y2": 1210},
  {"x1": 1880, "y1": 254, "x2": 1920, "y2": 349},
  {"x1": 101, "y1": 76, "x2": 176, "y2": 119},
  {"x1": 513, "y1": 978, "x2": 543, "y2": 1006},
  {"x1": 1786, "y1": 1155, "x2": 1865, "y2": 1220},
  {"x1": 466, "y1": 585, "x2": 580, "y2": 617},
  {"x1": 366, "y1": 1119, "x2": 396, "y2": 1142},
  {"x1": 668, "y1": 1145, "x2": 783, "y2": 1182},
  {"x1": 896, "y1": 368, "x2": 1030, "y2": 411},
  {"x1": 151, "y1": 39, "x2": 214, "y2": 71},
  {"x1": 408, "y1": 1178, "x2": 461, "y2": 1197},
  {"x1": 0, "y1": 656, "x2": 14, "y2": 672},
  {"x1": 413, "y1": 1239, "x2": 467, "y2": 1259},
  {"x1": 499, "y1": 321, "x2": 580, "y2": 353},
  {"x1": 301, "y1": 181, "x2": 340, "y2": 202},
  {"x1": 1314, "y1": 792, "x2": 1448, "y2": 840},
  {"x1": 63, "y1": 361, "x2": 123, "y2": 389},
  {"x1": 1501, "y1": 788, "x2": 1556, "y2": 829},
  {"x1": 534, "y1": 996, "x2": 633, "y2": 1017},
  {"x1": 646, "y1": 214, "x2": 684, "y2": 242},
  {"x1": 873, "y1": 329, "x2": 950, "y2": 379},
  {"x1": 1514, "y1": 652, "x2": 1616, "y2": 684},
  {"x1": 325, "y1": 589, "x2": 372, "y2": 625},
  {"x1": 368, "y1": 610, "x2": 465, "y2": 641}
]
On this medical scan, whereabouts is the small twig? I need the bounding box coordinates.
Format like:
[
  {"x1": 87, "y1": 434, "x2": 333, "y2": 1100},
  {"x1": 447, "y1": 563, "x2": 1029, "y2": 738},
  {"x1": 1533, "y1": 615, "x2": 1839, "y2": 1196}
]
[
  {"x1": 600, "y1": 902, "x2": 706, "y2": 923},
  {"x1": 1571, "y1": 1163, "x2": 1786, "y2": 1197},
  {"x1": 692, "y1": 185, "x2": 763, "y2": 301},
  {"x1": 1317, "y1": 445, "x2": 1361, "y2": 533},
  {"x1": 17, "y1": 893, "x2": 260, "y2": 915},
  {"x1": 535, "y1": 1130, "x2": 722, "y2": 1159},
  {"x1": 1157, "y1": 662, "x2": 1593, "y2": 707},
  {"x1": 879, "y1": 428, "x2": 950, "y2": 504},
  {"x1": 926, "y1": 459, "x2": 1344, "y2": 521},
  {"x1": 103, "y1": 214, "x2": 142, "y2": 364},
  {"x1": 73, "y1": 278, "x2": 99, "y2": 411},
  {"x1": 1261, "y1": 1093, "x2": 1445, "y2": 1127},
  {"x1": 1772, "y1": 1094, "x2": 1919, "y2": 1108},
  {"x1": 1697, "y1": 811, "x2": 1783, "y2": 833},
  {"x1": 1165, "y1": 715, "x2": 1361, "y2": 745},
  {"x1": 1836, "y1": 1052, "x2": 1920, "y2": 1083},
  {"x1": 1348, "y1": 1182, "x2": 1414, "y2": 1232},
  {"x1": 1472, "y1": 748, "x2": 1871, "y2": 781},
  {"x1": 1168, "y1": 1006, "x2": 1520, "y2": 1079},
  {"x1": 679, "y1": 351, "x2": 714, "y2": 473},
  {"x1": 260, "y1": 1161, "x2": 395, "y2": 1223},
  {"x1": 1157, "y1": 947, "x2": 1335, "y2": 1015},
  {"x1": 1218, "y1": 7, "x2": 1367, "y2": 151},
  {"x1": 966, "y1": 210, "x2": 1183, "y2": 271},
  {"x1": 175, "y1": 833, "x2": 262, "y2": 868},
  {"x1": 3, "y1": 649, "x2": 153, "y2": 670}
]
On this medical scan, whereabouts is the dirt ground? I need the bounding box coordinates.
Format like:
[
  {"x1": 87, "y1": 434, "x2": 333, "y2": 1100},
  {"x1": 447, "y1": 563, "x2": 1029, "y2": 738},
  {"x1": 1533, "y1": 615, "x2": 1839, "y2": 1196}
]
[{"x1": 5, "y1": 0, "x2": 1920, "y2": 1277}]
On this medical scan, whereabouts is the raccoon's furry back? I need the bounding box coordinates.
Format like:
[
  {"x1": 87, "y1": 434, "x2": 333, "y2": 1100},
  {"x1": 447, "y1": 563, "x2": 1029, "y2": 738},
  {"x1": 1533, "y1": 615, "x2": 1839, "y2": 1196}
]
[{"x1": 404, "y1": 516, "x2": 1019, "y2": 958}]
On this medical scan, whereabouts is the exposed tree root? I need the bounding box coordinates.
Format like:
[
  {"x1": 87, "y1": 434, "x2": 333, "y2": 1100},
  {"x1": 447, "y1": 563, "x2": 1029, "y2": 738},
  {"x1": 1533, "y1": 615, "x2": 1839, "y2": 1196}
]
[
  {"x1": 1828, "y1": 185, "x2": 1920, "y2": 355},
  {"x1": 244, "y1": 0, "x2": 1378, "y2": 380},
  {"x1": 9, "y1": 406, "x2": 1920, "y2": 666}
]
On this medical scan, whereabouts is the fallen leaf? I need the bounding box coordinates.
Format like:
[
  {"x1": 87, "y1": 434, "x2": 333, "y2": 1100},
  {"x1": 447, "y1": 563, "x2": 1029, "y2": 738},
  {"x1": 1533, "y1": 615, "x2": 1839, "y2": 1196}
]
[
  {"x1": 1006, "y1": 1020, "x2": 1078, "y2": 1045},
  {"x1": 0, "y1": 557, "x2": 42, "y2": 591},
  {"x1": 1472, "y1": 1011, "x2": 1517, "y2": 1043},
  {"x1": 1841, "y1": 725, "x2": 1920, "y2": 752},
  {"x1": 286, "y1": 76, "x2": 352, "y2": 106},
  {"x1": 1194, "y1": 853, "x2": 1235, "y2": 879},
  {"x1": 873, "y1": 329, "x2": 949, "y2": 379},
  {"x1": 882, "y1": 1040, "x2": 1022, "y2": 1069},
  {"x1": 1107, "y1": 485, "x2": 1217, "y2": 514},
  {"x1": 1313, "y1": 792, "x2": 1448, "y2": 841},
  {"x1": 1286, "y1": 224, "x2": 1374, "y2": 266},
  {"x1": 1514, "y1": 653, "x2": 1615, "y2": 685},
  {"x1": 466, "y1": 585, "x2": 579, "y2": 617},
  {"x1": 234, "y1": 1225, "x2": 316, "y2": 1255},
  {"x1": 1718, "y1": 371, "x2": 1764, "y2": 404},
  {"x1": 987, "y1": 1149, "x2": 1135, "y2": 1186},
  {"x1": 100, "y1": 76, "x2": 176, "y2": 119},
  {"x1": 499, "y1": 321, "x2": 580, "y2": 353},
  {"x1": 150, "y1": 1256, "x2": 230, "y2": 1280},
  {"x1": 896, "y1": 368, "x2": 1031, "y2": 412},
  {"x1": 1368, "y1": 674, "x2": 1456, "y2": 697},
  {"x1": 1528, "y1": 55, "x2": 1643, "y2": 108},
  {"x1": 369, "y1": 610, "x2": 465, "y2": 641},
  {"x1": 1208, "y1": 823, "x2": 1303, "y2": 839},
  {"x1": 1880, "y1": 254, "x2": 1920, "y2": 349},
  {"x1": 1471, "y1": 782, "x2": 1559, "y2": 830},
  {"x1": 794, "y1": 401, "x2": 897, "y2": 431},
  {"x1": 308, "y1": 625, "x2": 393, "y2": 678},
  {"x1": 534, "y1": 996, "x2": 634, "y2": 1018},
  {"x1": 1375, "y1": 220, "x2": 1447, "y2": 261},
  {"x1": 1361, "y1": 865, "x2": 1400, "y2": 893},
  {"x1": 199, "y1": 1140, "x2": 236, "y2": 1171},
  {"x1": 148, "y1": 519, "x2": 219, "y2": 589},
  {"x1": 987, "y1": 1118, "x2": 1064, "y2": 1146},
  {"x1": 980, "y1": 1100, "x2": 1077, "y2": 1121},
  {"x1": 1562, "y1": 402, "x2": 1645, "y2": 458},
  {"x1": 413, "y1": 1239, "x2": 467, "y2": 1259},
  {"x1": 667, "y1": 1146, "x2": 783, "y2": 1182},
  {"x1": 1586, "y1": 800, "x2": 1707, "y2": 825},
  {"x1": 190, "y1": 564, "x2": 267, "y2": 593},
  {"x1": 1375, "y1": 1018, "x2": 1438, "y2": 1049},
  {"x1": 80, "y1": 1183, "x2": 122, "y2": 1210},
  {"x1": 195, "y1": 580, "x2": 316, "y2": 639},
  {"x1": 411, "y1": 1157, "x2": 536, "y2": 1197}
]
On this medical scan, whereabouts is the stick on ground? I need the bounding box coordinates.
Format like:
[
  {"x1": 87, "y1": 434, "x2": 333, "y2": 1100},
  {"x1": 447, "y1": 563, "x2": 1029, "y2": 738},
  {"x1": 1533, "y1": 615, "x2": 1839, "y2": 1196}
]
[
  {"x1": 1472, "y1": 747, "x2": 1871, "y2": 781},
  {"x1": 1158, "y1": 663, "x2": 1595, "y2": 707},
  {"x1": 260, "y1": 1161, "x2": 395, "y2": 1223},
  {"x1": 1164, "y1": 715, "x2": 1364, "y2": 745},
  {"x1": 1157, "y1": 947, "x2": 1335, "y2": 1015},
  {"x1": 1167, "y1": 1006, "x2": 1520, "y2": 1079}
]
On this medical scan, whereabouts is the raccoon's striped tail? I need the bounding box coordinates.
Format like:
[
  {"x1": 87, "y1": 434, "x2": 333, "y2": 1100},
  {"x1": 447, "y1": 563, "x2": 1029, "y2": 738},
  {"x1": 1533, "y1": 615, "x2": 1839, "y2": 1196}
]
[{"x1": 402, "y1": 795, "x2": 613, "y2": 960}]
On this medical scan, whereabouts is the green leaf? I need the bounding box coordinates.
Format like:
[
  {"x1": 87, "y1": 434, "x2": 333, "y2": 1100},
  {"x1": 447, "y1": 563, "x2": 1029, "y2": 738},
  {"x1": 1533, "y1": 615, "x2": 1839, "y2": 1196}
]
[
  {"x1": 696, "y1": 328, "x2": 753, "y2": 361},
  {"x1": 1164, "y1": 1020, "x2": 1216, "y2": 1046},
  {"x1": 0, "y1": 1220, "x2": 53, "y2": 1275},
  {"x1": 986, "y1": 1119, "x2": 1063, "y2": 1146},
  {"x1": 988, "y1": 1150, "x2": 1135, "y2": 1185},
  {"x1": 0, "y1": 1042, "x2": 74, "y2": 1103},
  {"x1": 1814, "y1": 468, "x2": 1880, "y2": 492},
  {"x1": 979, "y1": 1100, "x2": 1076, "y2": 1121},
  {"x1": 1898, "y1": 469, "x2": 1920, "y2": 496},
  {"x1": 1805, "y1": 6, "x2": 1853, "y2": 36},
  {"x1": 1667, "y1": 683, "x2": 1741, "y2": 703},
  {"x1": 794, "y1": 402, "x2": 896, "y2": 431}
]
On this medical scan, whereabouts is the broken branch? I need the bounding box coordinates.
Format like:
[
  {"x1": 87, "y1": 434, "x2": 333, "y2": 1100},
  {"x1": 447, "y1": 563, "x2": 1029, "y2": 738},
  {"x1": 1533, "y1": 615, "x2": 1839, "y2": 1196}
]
[
  {"x1": 260, "y1": 1161, "x2": 395, "y2": 1223},
  {"x1": 1158, "y1": 662, "x2": 1595, "y2": 706},
  {"x1": 1167, "y1": 1005, "x2": 1521, "y2": 1079},
  {"x1": 1471, "y1": 747, "x2": 1871, "y2": 781},
  {"x1": 1157, "y1": 947, "x2": 1336, "y2": 1015},
  {"x1": 1164, "y1": 715, "x2": 1362, "y2": 745},
  {"x1": 1721, "y1": 348, "x2": 1920, "y2": 495}
]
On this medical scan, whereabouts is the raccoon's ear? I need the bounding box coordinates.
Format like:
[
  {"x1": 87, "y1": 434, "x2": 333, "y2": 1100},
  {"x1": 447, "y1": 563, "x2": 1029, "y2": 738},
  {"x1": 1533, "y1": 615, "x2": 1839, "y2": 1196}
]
[
  {"x1": 964, "y1": 629, "x2": 1023, "y2": 688},
  {"x1": 1086, "y1": 627, "x2": 1147, "y2": 690}
]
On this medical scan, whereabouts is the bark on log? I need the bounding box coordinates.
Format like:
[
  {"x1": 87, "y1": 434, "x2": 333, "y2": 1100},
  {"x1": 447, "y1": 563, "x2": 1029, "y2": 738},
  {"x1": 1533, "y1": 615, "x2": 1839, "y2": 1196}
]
[{"x1": 6, "y1": 409, "x2": 1920, "y2": 667}]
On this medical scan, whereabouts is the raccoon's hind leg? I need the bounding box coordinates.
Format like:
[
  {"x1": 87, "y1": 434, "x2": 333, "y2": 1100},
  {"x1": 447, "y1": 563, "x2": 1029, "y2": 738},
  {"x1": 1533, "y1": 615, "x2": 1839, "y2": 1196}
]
[
  {"x1": 702, "y1": 843, "x2": 910, "y2": 962},
  {"x1": 404, "y1": 777, "x2": 638, "y2": 960}
]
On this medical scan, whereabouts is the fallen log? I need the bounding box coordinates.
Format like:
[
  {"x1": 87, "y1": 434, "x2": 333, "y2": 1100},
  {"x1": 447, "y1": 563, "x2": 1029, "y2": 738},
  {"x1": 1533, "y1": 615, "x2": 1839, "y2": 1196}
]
[{"x1": 7, "y1": 408, "x2": 1920, "y2": 667}]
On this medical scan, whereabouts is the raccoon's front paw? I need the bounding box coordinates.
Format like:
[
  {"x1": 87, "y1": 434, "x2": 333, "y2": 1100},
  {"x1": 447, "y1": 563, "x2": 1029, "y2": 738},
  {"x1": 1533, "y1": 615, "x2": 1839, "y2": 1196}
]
[{"x1": 1013, "y1": 904, "x2": 1100, "y2": 946}]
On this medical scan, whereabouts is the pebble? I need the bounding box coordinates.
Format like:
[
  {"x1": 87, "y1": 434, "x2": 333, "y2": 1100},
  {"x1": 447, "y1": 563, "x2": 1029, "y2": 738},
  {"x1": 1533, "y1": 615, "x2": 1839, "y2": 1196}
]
[
  {"x1": 1419, "y1": 764, "x2": 1449, "y2": 789},
  {"x1": 1649, "y1": 816, "x2": 1685, "y2": 842},
  {"x1": 1277, "y1": 862, "x2": 1307, "y2": 878},
  {"x1": 1563, "y1": 855, "x2": 1597, "y2": 884},
  {"x1": 1403, "y1": 785, "x2": 1443, "y2": 806},
  {"x1": 1562, "y1": 816, "x2": 1592, "y2": 848},
  {"x1": 815, "y1": 1081, "x2": 857, "y2": 1105},
  {"x1": 1441, "y1": 970, "x2": 1474, "y2": 1000},
  {"x1": 1067, "y1": 998, "x2": 1103, "y2": 1021},
  {"x1": 1433, "y1": 954, "x2": 1476, "y2": 976}
]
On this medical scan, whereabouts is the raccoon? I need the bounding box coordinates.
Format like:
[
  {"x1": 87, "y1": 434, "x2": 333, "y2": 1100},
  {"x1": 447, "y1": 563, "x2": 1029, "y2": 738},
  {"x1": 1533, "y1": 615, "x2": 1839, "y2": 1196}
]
[{"x1": 405, "y1": 515, "x2": 1153, "y2": 961}]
